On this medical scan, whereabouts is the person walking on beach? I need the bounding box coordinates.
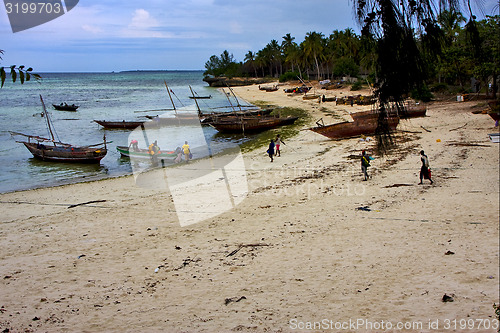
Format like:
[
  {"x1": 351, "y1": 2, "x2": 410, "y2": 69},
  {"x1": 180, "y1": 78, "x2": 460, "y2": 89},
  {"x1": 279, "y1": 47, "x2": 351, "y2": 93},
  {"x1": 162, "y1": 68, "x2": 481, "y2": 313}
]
[
  {"x1": 361, "y1": 150, "x2": 371, "y2": 181},
  {"x1": 418, "y1": 150, "x2": 433, "y2": 184},
  {"x1": 275, "y1": 134, "x2": 285, "y2": 157},
  {"x1": 182, "y1": 141, "x2": 191, "y2": 162},
  {"x1": 267, "y1": 139, "x2": 275, "y2": 162}
]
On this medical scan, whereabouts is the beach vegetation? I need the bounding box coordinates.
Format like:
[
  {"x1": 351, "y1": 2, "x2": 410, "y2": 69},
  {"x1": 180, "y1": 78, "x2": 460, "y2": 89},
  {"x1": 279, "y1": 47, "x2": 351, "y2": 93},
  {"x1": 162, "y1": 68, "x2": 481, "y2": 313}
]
[
  {"x1": 0, "y1": 49, "x2": 40, "y2": 87},
  {"x1": 410, "y1": 84, "x2": 434, "y2": 102},
  {"x1": 239, "y1": 106, "x2": 310, "y2": 153},
  {"x1": 205, "y1": 14, "x2": 498, "y2": 101},
  {"x1": 204, "y1": 50, "x2": 241, "y2": 78},
  {"x1": 350, "y1": 80, "x2": 364, "y2": 91},
  {"x1": 279, "y1": 70, "x2": 307, "y2": 82}
]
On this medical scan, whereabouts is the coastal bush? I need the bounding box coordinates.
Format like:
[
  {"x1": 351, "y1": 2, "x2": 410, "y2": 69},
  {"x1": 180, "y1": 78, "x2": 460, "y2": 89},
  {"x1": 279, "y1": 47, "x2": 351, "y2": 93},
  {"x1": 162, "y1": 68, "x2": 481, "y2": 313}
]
[
  {"x1": 410, "y1": 84, "x2": 434, "y2": 102},
  {"x1": 279, "y1": 71, "x2": 307, "y2": 82},
  {"x1": 204, "y1": 50, "x2": 242, "y2": 78},
  {"x1": 429, "y1": 82, "x2": 448, "y2": 93},
  {"x1": 332, "y1": 57, "x2": 359, "y2": 78},
  {"x1": 350, "y1": 80, "x2": 364, "y2": 91}
]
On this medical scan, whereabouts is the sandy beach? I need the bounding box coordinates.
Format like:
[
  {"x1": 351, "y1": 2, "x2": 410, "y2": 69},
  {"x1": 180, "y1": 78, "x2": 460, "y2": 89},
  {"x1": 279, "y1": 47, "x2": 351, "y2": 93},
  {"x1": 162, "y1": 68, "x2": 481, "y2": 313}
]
[{"x1": 1, "y1": 82, "x2": 499, "y2": 332}]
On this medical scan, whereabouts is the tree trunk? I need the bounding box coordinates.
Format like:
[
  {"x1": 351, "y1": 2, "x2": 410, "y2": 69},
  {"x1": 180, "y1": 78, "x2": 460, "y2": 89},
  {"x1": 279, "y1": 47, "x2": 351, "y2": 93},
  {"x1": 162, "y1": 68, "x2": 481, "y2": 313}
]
[{"x1": 314, "y1": 53, "x2": 321, "y2": 80}]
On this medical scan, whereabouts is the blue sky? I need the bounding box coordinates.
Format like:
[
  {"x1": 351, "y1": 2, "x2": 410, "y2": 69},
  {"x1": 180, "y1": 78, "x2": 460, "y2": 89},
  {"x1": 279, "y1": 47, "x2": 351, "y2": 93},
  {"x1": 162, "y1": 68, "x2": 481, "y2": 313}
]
[{"x1": 1, "y1": 0, "x2": 498, "y2": 72}]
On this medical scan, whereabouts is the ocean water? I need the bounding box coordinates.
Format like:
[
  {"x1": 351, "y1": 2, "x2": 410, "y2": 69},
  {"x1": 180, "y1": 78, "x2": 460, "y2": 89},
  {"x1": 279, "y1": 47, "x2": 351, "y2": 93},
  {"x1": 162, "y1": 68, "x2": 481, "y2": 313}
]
[{"x1": 0, "y1": 71, "x2": 253, "y2": 193}]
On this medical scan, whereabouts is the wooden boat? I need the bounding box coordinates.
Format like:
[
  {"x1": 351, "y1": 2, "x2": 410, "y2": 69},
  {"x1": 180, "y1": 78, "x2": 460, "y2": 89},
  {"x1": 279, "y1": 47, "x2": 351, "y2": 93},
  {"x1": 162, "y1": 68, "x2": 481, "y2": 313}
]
[
  {"x1": 284, "y1": 86, "x2": 311, "y2": 94},
  {"x1": 310, "y1": 116, "x2": 399, "y2": 140},
  {"x1": 53, "y1": 103, "x2": 79, "y2": 111},
  {"x1": 11, "y1": 96, "x2": 107, "y2": 163},
  {"x1": 144, "y1": 114, "x2": 200, "y2": 125},
  {"x1": 94, "y1": 120, "x2": 145, "y2": 129},
  {"x1": 350, "y1": 103, "x2": 426, "y2": 122},
  {"x1": 259, "y1": 85, "x2": 278, "y2": 92},
  {"x1": 399, "y1": 105, "x2": 427, "y2": 118},
  {"x1": 189, "y1": 95, "x2": 212, "y2": 99},
  {"x1": 322, "y1": 95, "x2": 337, "y2": 102},
  {"x1": 303, "y1": 94, "x2": 320, "y2": 100},
  {"x1": 487, "y1": 100, "x2": 500, "y2": 121},
  {"x1": 116, "y1": 146, "x2": 177, "y2": 160},
  {"x1": 200, "y1": 108, "x2": 274, "y2": 124},
  {"x1": 210, "y1": 115, "x2": 299, "y2": 133}
]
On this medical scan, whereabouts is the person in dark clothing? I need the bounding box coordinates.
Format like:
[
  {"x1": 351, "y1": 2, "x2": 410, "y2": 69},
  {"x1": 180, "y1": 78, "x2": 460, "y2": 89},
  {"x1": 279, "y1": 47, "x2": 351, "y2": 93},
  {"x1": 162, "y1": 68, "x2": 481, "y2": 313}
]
[
  {"x1": 267, "y1": 139, "x2": 275, "y2": 162},
  {"x1": 419, "y1": 150, "x2": 433, "y2": 184},
  {"x1": 361, "y1": 150, "x2": 371, "y2": 181}
]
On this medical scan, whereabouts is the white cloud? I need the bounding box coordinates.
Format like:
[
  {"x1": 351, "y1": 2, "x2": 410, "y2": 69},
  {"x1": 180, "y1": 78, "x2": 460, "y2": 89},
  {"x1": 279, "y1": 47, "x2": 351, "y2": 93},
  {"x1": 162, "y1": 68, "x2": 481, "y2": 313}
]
[
  {"x1": 82, "y1": 24, "x2": 103, "y2": 34},
  {"x1": 129, "y1": 9, "x2": 157, "y2": 29},
  {"x1": 122, "y1": 8, "x2": 172, "y2": 38}
]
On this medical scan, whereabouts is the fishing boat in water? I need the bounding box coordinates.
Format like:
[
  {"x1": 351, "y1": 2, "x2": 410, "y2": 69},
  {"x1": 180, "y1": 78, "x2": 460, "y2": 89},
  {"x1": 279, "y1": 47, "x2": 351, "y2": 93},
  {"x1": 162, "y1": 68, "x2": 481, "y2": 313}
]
[
  {"x1": 11, "y1": 96, "x2": 107, "y2": 163},
  {"x1": 116, "y1": 146, "x2": 177, "y2": 160},
  {"x1": 94, "y1": 120, "x2": 145, "y2": 129},
  {"x1": 53, "y1": 103, "x2": 79, "y2": 111},
  {"x1": 188, "y1": 95, "x2": 212, "y2": 99},
  {"x1": 209, "y1": 115, "x2": 299, "y2": 133}
]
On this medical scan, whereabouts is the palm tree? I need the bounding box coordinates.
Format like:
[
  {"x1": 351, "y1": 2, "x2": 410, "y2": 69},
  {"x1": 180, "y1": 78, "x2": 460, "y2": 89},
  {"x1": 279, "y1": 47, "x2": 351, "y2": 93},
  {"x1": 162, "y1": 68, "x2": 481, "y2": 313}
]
[
  {"x1": 244, "y1": 51, "x2": 258, "y2": 77},
  {"x1": 351, "y1": 0, "x2": 480, "y2": 151},
  {"x1": 256, "y1": 49, "x2": 269, "y2": 77},
  {"x1": 281, "y1": 33, "x2": 296, "y2": 72},
  {"x1": 302, "y1": 31, "x2": 325, "y2": 80}
]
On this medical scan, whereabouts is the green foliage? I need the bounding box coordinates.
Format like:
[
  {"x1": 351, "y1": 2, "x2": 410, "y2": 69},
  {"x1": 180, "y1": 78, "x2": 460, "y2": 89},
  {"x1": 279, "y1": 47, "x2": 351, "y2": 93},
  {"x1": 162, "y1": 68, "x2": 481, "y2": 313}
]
[
  {"x1": 410, "y1": 84, "x2": 434, "y2": 102},
  {"x1": 204, "y1": 50, "x2": 241, "y2": 77},
  {"x1": 350, "y1": 80, "x2": 364, "y2": 91},
  {"x1": 429, "y1": 82, "x2": 448, "y2": 93},
  {"x1": 0, "y1": 49, "x2": 40, "y2": 88},
  {"x1": 333, "y1": 57, "x2": 359, "y2": 77},
  {"x1": 0, "y1": 65, "x2": 40, "y2": 88},
  {"x1": 279, "y1": 71, "x2": 307, "y2": 82}
]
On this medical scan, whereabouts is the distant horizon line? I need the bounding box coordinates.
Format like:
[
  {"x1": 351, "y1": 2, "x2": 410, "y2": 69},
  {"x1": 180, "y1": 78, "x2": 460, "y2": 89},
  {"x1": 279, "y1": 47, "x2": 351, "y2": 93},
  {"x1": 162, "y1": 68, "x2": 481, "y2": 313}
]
[{"x1": 36, "y1": 69, "x2": 205, "y2": 74}]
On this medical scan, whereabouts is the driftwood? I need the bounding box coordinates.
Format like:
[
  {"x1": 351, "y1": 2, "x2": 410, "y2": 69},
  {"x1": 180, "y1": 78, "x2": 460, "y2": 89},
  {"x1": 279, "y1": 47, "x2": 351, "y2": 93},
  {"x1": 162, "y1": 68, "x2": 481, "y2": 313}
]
[
  {"x1": 67, "y1": 200, "x2": 107, "y2": 209},
  {"x1": 174, "y1": 257, "x2": 201, "y2": 270},
  {"x1": 226, "y1": 243, "x2": 270, "y2": 257},
  {"x1": 420, "y1": 126, "x2": 431, "y2": 132},
  {"x1": 224, "y1": 296, "x2": 246, "y2": 305},
  {"x1": 384, "y1": 183, "x2": 414, "y2": 188},
  {"x1": 449, "y1": 122, "x2": 468, "y2": 131}
]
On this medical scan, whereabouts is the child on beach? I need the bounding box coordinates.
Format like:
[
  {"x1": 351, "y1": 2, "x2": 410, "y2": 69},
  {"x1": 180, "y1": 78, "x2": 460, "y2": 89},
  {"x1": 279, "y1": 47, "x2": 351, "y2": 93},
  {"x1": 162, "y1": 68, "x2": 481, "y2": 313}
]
[
  {"x1": 267, "y1": 139, "x2": 275, "y2": 162},
  {"x1": 361, "y1": 150, "x2": 371, "y2": 181},
  {"x1": 182, "y1": 141, "x2": 191, "y2": 162},
  {"x1": 418, "y1": 150, "x2": 433, "y2": 184},
  {"x1": 275, "y1": 134, "x2": 285, "y2": 157},
  {"x1": 174, "y1": 147, "x2": 183, "y2": 163}
]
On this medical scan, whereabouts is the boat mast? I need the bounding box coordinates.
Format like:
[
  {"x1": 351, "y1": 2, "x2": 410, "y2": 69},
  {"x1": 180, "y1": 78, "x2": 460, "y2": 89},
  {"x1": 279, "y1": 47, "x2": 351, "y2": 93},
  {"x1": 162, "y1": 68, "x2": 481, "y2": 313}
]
[
  {"x1": 225, "y1": 83, "x2": 243, "y2": 112},
  {"x1": 164, "y1": 81, "x2": 178, "y2": 117},
  {"x1": 222, "y1": 88, "x2": 237, "y2": 113},
  {"x1": 39, "y1": 95, "x2": 57, "y2": 145},
  {"x1": 189, "y1": 85, "x2": 202, "y2": 117}
]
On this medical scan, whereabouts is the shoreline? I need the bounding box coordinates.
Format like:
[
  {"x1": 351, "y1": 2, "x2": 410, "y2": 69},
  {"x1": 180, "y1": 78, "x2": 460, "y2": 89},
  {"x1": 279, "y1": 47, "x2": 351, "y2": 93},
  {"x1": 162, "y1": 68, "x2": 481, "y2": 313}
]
[{"x1": 1, "y1": 82, "x2": 498, "y2": 332}]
